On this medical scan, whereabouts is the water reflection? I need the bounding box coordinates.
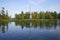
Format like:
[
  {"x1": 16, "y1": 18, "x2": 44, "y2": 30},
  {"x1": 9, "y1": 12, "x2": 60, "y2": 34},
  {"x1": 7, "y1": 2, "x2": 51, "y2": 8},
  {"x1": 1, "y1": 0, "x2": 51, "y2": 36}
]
[
  {"x1": 0, "y1": 20, "x2": 60, "y2": 40},
  {"x1": 0, "y1": 19, "x2": 59, "y2": 33},
  {"x1": 15, "y1": 19, "x2": 57, "y2": 29},
  {"x1": 0, "y1": 21, "x2": 9, "y2": 33}
]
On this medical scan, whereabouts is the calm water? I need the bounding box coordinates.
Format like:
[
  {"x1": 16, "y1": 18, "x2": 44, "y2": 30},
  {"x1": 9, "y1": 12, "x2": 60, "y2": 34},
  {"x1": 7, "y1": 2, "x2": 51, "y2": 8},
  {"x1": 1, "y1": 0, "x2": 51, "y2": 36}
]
[{"x1": 0, "y1": 20, "x2": 60, "y2": 40}]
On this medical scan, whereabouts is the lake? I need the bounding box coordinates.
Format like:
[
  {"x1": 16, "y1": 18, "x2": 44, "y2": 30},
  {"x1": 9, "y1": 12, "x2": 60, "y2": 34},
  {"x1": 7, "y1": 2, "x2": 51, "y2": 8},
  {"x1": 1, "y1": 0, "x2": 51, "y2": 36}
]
[{"x1": 0, "y1": 19, "x2": 60, "y2": 40}]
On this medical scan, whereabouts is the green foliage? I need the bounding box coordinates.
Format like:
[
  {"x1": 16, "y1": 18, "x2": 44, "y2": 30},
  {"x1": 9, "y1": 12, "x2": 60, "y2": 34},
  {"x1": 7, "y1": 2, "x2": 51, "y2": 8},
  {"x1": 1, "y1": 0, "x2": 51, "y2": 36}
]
[
  {"x1": 57, "y1": 13, "x2": 60, "y2": 19},
  {"x1": 24, "y1": 12, "x2": 30, "y2": 19},
  {"x1": 15, "y1": 11, "x2": 60, "y2": 20},
  {"x1": 0, "y1": 7, "x2": 60, "y2": 20},
  {"x1": 0, "y1": 7, "x2": 11, "y2": 21}
]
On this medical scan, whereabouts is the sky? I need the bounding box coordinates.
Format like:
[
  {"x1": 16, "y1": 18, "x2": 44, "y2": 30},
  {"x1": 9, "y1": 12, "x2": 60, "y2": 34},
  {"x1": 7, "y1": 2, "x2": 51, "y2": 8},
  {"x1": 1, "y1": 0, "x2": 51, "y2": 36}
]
[{"x1": 0, "y1": 0, "x2": 60, "y2": 17}]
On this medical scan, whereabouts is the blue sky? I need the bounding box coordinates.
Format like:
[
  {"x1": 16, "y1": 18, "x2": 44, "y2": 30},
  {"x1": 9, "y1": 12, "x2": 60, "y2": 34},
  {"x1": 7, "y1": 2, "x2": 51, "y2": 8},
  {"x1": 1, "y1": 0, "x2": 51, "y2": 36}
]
[{"x1": 0, "y1": 0, "x2": 60, "y2": 17}]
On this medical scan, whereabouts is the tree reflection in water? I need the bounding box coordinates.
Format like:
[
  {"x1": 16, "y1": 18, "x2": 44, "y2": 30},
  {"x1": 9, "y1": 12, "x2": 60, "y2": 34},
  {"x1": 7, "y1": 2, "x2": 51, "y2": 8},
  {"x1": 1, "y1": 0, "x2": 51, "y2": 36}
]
[
  {"x1": 0, "y1": 21, "x2": 9, "y2": 33},
  {"x1": 15, "y1": 19, "x2": 57, "y2": 29},
  {"x1": 0, "y1": 19, "x2": 60, "y2": 40},
  {"x1": 0, "y1": 19, "x2": 58, "y2": 33}
]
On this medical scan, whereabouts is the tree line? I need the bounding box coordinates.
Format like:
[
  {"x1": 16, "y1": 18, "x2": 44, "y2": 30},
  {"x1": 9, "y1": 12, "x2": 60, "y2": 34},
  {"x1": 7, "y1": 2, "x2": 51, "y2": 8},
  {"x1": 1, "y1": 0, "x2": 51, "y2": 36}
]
[
  {"x1": 0, "y1": 7, "x2": 60, "y2": 21},
  {"x1": 0, "y1": 7, "x2": 11, "y2": 21},
  {"x1": 15, "y1": 11, "x2": 60, "y2": 19}
]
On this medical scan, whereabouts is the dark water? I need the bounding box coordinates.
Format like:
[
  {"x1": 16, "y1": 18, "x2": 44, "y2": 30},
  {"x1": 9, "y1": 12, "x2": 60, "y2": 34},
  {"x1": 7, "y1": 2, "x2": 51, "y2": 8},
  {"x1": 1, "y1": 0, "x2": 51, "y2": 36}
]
[{"x1": 0, "y1": 20, "x2": 60, "y2": 40}]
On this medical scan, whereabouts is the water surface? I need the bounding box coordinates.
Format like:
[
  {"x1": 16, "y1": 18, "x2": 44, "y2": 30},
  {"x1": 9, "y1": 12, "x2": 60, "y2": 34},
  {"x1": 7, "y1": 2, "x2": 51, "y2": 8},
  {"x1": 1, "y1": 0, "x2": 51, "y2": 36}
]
[{"x1": 0, "y1": 20, "x2": 60, "y2": 40}]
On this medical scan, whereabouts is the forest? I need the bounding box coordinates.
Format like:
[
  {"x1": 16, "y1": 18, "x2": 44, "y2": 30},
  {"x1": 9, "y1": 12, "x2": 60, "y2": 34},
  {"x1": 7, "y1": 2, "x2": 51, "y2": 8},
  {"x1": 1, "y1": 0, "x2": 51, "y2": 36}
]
[
  {"x1": 0, "y1": 7, "x2": 60, "y2": 22},
  {"x1": 0, "y1": 7, "x2": 11, "y2": 21}
]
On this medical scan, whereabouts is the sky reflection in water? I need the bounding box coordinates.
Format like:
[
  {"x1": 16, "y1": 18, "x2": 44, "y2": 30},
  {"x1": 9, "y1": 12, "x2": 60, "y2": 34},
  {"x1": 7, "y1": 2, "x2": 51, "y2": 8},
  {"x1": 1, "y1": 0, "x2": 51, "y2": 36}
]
[{"x1": 0, "y1": 20, "x2": 60, "y2": 40}]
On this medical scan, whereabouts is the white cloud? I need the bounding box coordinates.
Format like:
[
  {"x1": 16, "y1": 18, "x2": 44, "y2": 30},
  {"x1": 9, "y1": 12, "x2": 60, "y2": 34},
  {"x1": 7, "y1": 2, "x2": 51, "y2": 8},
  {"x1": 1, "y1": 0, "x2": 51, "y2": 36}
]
[{"x1": 29, "y1": 0, "x2": 47, "y2": 5}]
